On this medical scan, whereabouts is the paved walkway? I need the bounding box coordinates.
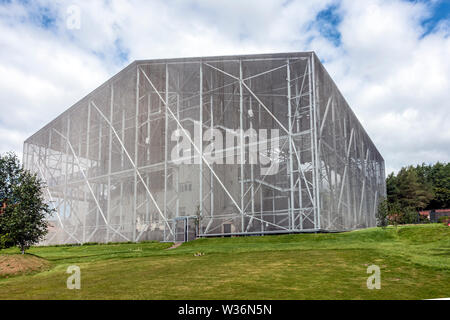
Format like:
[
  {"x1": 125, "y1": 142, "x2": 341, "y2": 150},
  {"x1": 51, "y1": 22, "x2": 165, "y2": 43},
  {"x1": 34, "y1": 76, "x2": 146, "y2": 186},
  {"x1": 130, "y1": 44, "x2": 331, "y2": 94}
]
[{"x1": 166, "y1": 242, "x2": 183, "y2": 250}]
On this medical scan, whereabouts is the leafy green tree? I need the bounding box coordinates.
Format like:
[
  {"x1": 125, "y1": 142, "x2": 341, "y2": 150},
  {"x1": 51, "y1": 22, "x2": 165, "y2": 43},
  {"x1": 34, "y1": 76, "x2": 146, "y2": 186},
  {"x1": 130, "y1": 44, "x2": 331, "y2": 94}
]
[
  {"x1": 386, "y1": 172, "x2": 399, "y2": 205},
  {"x1": 385, "y1": 162, "x2": 449, "y2": 225},
  {"x1": 0, "y1": 152, "x2": 51, "y2": 253},
  {"x1": 400, "y1": 208, "x2": 419, "y2": 224},
  {"x1": 414, "y1": 162, "x2": 449, "y2": 209},
  {"x1": 427, "y1": 162, "x2": 450, "y2": 209},
  {"x1": 395, "y1": 167, "x2": 434, "y2": 210},
  {"x1": 0, "y1": 233, "x2": 13, "y2": 249},
  {"x1": 376, "y1": 198, "x2": 389, "y2": 227},
  {"x1": 386, "y1": 201, "x2": 403, "y2": 226}
]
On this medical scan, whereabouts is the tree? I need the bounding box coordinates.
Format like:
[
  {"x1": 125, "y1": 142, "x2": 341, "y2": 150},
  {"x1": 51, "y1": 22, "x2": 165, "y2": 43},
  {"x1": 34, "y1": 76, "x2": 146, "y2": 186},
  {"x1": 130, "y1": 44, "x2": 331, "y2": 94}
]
[
  {"x1": 386, "y1": 172, "x2": 399, "y2": 205},
  {"x1": 387, "y1": 201, "x2": 403, "y2": 226},
  {"x1": 376, "y1": 198, "x2": 389, "y2": 227},
  {"x1": 426, "y1": 162, "x2": 450, "y2": 209},
  {"x1": 0, "y1": 152, "x2": 51, "y2": 253},
  {"x1": 0, "y1": 233, "x2": 13, "y2": 249},
  {"x1": 385, "y1": 162, "x2": 449, "y2": 225},
  {"x1": 413, "y1": 162, "x2": 450, "y2": 209},
  {"x1": 395, "y1": 167, "x2": 434, "y2": 211}
]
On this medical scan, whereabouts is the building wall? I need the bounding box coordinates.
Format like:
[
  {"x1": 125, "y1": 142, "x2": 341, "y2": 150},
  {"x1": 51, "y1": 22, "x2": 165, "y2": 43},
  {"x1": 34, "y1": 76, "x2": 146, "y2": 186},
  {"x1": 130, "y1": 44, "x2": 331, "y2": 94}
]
[
  {"x1": 23, "y1": 52, "x2": 385, "y2": 244},
  {"x1": 313, "y1": 54, "x2": 386, "y2": 231}
]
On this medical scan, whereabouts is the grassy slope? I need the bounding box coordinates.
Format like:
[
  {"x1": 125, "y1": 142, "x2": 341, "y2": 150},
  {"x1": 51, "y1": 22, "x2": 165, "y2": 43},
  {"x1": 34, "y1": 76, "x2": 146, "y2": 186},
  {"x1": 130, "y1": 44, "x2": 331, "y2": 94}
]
[{"x1": 0, "y1": 224, "x2": 449, "y2": 300}]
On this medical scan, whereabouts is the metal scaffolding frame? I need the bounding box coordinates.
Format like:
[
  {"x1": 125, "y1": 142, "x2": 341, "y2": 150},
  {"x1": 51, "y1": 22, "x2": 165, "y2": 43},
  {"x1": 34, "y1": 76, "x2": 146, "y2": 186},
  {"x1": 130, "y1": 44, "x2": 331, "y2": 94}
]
[{"x1": 23, "y1": 52, "x2": 385, "y2": 244}]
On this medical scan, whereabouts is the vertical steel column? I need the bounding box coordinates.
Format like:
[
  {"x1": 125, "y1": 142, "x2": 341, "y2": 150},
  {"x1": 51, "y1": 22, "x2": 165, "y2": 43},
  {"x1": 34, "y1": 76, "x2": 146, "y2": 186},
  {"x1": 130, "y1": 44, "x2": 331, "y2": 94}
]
[
  {"x1": 341, "y1": 120, "x2": 353, "y2": 228},
  {"x1": 199, "y1": 62, "x2": 203, "y2": 218},
  {"x1": 359, "y1": 147, "x2": 369, "y2": 227},
  {"x1": 121, "y1": 110, "x2": 125, "y2": 168},
  {"x1": 119, "y1": 182, "x2": 123, "y2": 228},
  {"x1": 239, "y1": 60, "x2": 245, "y2": 232},
  {"x1": 95, "y1": 111, "x2": 102, "y2": 240},
  {"x1": 76, "y1": 134, "x2": 81, "y2": 238},
  {"x1": 331, "y1": 99, "x2": 338, "y2": 230},
  {"x1": 346, "y1": 126, "x2": 353, "y2": 229},
  {"x1": 120, "y1": 109, "x2": 125, "y2": 230},
  {"x1": 351, "y1": 136, "x2": 357, "y2": 226},
  {"x1": 164, "y1": 63, "x2": 169, "y2": 239},
  {"x1": 70, "y1": 121, "x2": 75, "y2": 236},
  {"x1": 133, "y1": 66, "x2": 139, "y2": 242},
  {"x1": 249, "y1": 84, "x2": 255, "y2": 220},
  {"x1": 287, "y1": 60, "x2": 295, "y2": 231},
  {"x1": 209, "y1": 93, "x2": 214, "y2": 222},
  {"x1": 176, "y1": 92, "x2": 180, "y2": 218},
  {"x1": 84, "y1": 103, "x2": 91, "y2": 242},
  {"x1": 259, "y1": 102, "x2": 264, "y2": 233},
  {"x1": 38, "y1": 144, "x2": 42, "y2": 184},
  {"x1": 106, "y1": 84, "x2": 114, "y2": 242},
  {"x1": 294, "y1": 78, "x2": 303, "y2": 230},
  {"x1": 373, "y1": 190, "x2": 378, "y2": 227},
  {"x1": 64, "y1": 117, "x2": 70, "y2": 238},
  {"x1": 146, "y1": 89, "x2": 151, "y2": 229},
  {"x1": 311, "y1": 53, "x2": 321, "y2": 230},
  {"x1": 307, "y1": 57, "x2": 317, "y2": 229}
]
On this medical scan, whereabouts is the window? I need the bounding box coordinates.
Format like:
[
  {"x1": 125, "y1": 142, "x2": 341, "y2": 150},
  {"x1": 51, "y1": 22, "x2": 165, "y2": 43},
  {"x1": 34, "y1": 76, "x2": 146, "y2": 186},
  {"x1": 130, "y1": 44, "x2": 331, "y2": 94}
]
[{"x1": 179, "y1": 182, "x2": 192, "y2": 192}]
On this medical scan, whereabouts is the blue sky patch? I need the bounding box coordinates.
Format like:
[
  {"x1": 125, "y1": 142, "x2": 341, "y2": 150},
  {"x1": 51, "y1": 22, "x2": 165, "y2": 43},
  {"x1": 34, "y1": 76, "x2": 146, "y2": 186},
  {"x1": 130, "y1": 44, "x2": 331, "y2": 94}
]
[
  {"x1": 422, "y1": 0, "x2": 450, "y2": 35},
  {"x1": 114, "y1": 39, "x2": 130, "y2": 64},
  {"x1": 405, "y1": 0, "x2": 450, "y2": 36},
  {"x1": 315, "y1": 3, "x2": 342, "y2": 46}
]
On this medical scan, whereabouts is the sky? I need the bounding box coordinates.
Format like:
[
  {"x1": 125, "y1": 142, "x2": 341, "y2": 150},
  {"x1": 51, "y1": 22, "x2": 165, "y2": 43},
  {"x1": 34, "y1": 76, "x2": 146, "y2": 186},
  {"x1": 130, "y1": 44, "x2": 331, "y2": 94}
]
[{"x1": 0, "y1": 0, "x2": 449, "y2": 175}]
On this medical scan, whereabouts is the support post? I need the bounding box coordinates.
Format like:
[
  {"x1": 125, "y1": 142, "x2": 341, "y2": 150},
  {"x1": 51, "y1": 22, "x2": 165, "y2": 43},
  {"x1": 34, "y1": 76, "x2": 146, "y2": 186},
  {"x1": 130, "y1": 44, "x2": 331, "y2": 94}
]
[
  {"x1": 199, "y1": 62, "x2": 203, "y2": 220},
  {"x1": 311, "y1": 53, "x2": 321, "y2": 230},
  {"x1": 134, "y1": 66, "x2": 139, "y2": 242},
  {"x1": 106, "y1": 84, "x2": 114, "y2": 242},
  {"x1": 164, "y1": 63, "x2": 169, "y2": 239},
  {"x1": 239, "y1": 59, "x2": 245, "y2": 233},
  {"x1": 287, "y1": 59, "x2": 295, "y2": 231}
]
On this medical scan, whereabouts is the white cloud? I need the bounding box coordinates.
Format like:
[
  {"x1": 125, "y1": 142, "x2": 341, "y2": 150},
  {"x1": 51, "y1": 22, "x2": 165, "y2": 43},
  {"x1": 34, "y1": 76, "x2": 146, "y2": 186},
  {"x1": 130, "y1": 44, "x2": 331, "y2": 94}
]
[
  {"x1": 0, "y1": 0, "x2": 449, "y2": 174},
  {"x1": 328, "y1": 0, "x2": 450, "y2": 173},
  {"x1": 0, "y1": 1, "x2": 111, "y2": 157}
]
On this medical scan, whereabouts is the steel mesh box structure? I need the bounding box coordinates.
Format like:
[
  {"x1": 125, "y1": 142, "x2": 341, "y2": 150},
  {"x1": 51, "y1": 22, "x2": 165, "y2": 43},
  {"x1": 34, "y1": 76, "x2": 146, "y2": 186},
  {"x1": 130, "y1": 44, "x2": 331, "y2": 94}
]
[{"x1": 23, "y1": 52, "x2": 385, "y2": 244}]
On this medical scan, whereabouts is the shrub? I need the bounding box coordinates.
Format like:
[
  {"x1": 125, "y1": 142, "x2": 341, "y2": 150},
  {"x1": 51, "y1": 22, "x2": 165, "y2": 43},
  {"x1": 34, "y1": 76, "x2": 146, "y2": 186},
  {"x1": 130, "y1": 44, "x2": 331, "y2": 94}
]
[{"x1": 438, "y1": 216, "x2": 449, "y2": 226}]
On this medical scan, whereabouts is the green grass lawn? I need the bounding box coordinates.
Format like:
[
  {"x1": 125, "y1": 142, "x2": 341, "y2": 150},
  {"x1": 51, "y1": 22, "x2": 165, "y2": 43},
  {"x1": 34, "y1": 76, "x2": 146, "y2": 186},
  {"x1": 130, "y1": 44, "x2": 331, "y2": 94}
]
[{"x1": 0, "y1": 224, "x2": 449, "y2": 300}]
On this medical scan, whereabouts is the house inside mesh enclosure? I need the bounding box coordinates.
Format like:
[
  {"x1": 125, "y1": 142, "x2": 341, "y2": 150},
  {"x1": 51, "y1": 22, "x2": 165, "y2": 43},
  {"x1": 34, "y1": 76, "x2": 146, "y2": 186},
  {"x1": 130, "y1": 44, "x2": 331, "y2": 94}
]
[{"x1": 23, "y1": 52, "x2": 386, "y2": 244}]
